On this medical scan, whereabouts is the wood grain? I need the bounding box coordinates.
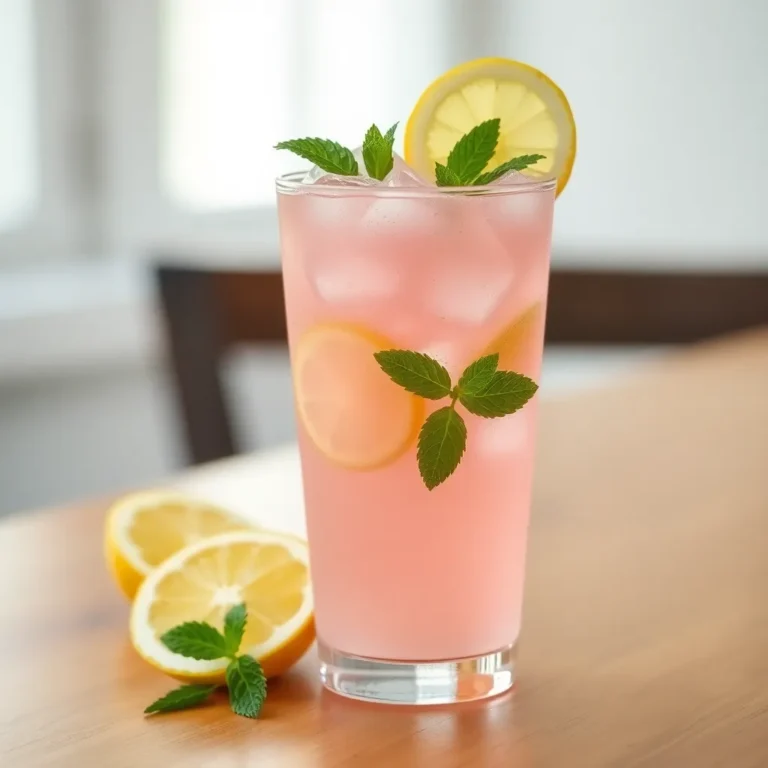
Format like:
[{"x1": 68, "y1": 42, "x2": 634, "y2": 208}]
[{"x1": 1, "y1": 329, "x2": 767, "y2": 767}]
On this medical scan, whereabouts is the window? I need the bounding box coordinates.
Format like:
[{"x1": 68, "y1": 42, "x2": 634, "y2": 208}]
[
  {"x1": 0, "y1": 0, "x2": 510, "y2": 265},
  {"x1": 0, "y1": 0, "x2": 36, "y2": 233},
  {"x1": 105, "y1": 0, "x2": 465, "y2": 261}
]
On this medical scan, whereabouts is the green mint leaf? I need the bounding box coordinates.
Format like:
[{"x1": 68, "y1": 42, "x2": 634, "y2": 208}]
[
  {"x1": 144, "y1": 684, "x2": 217, "y2": 715},
  {"x1": 435, "y1": 163, "x2": 463, "y2": 187},
  {"x1": 458, "y1": 353, "x2": 499, "y2": 395},
  {"x1": 274, "y1": 137, "x2": 358, "y2": 176},
  {"x1": 459, "y1": 371, "x2": 538, "y2": 418},
  {"x1": 446, "y1": 118, "x2": 500, "y2": 184},
  {"x1": 226, "y1": 655, "x2": 267, "y2": 719},
  {"x1": 161, "y1": 621, "x2": 229, "y2": 661},
  {"x1": 417, "y1": 406, "x2": 467, "y2": 490},
  {"x1": 374, "y1": 350, "x2": 452, "y2": 400},
  {"x1": 384, "y1": 122, "x2": 398, "y2": 143},
  {"x1": 223, "y1": 603, "x2": 247, "y2": 657},
  {"x1": 473, "y1": 154, "x2": 547, "y2": 185},
  {"x1": 362, "y1": 124, "x2": 395, "y2": 181}
]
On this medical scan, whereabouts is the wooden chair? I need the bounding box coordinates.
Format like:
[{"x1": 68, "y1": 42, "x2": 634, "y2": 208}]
[{"x1": 156, "y1": 264, "x2": 768, "y2": 465}]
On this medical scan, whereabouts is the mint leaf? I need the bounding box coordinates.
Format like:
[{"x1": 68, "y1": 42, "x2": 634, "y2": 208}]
[
  {"x1": 474, "y1": 154, "x2": 547, "y2": 186},
  {"x1": 384, "y1": 122, "x2": 398, "y2": 143},
  {"x1": 226, "y1": 655, "x2": 267, "y2": 719},
  {"x1": 223, "y1": 603, "x2": 247, "y2": 657},
  {"x1": 446, "y1": 119, "x2": 500, "y2": 184},
  {"x1": 417, "y1": 406, "x2": 467, "y2": 490},
  {"x1": 435, "y1": 163, "x2": 463, "y2": 187},
  {"x1": 274, "y1": 137, "x2": 358, "y2": 176},
  {"x1": 374, "y1": 350, "x2": 452, "y2": 400},
  {"x1": 144, "y1": 684, "x2": 217, "y2": 715},
  {"x1": 458, "y1": 353, "x2": 499, "y2": 395},
  {"x1": 161, "y1": 621, "x2": 229, "y2": 661},
  {"x1": 459, "y1": 371, "x2": 538, "y2": 418},
  {"x1": 362, "y1": 124, "x2": 395, "y2": 181}
]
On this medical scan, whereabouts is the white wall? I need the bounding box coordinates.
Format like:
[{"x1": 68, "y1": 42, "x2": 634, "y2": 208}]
[{"x1": 507, "y1": 0, "x2": 768, "y2": 267}]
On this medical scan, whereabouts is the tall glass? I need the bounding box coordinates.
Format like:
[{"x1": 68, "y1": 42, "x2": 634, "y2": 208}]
[{"x1": 276, "y1": 172, "x2": 555, "y2": 704}]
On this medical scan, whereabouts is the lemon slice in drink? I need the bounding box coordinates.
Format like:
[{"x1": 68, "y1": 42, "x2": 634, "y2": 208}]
[
  {"x1": 294, "y1": 322, "x2": 423, "y2": 470},
  {"x1": 131, "y1": 529, "x2": 314, "y2": 682},
  {"x1": 484, "y1": 302, "x2": 545, "y2": 376},
  {"x1": 405, "y1": 58, "x2": 576, "y2": 195},
  {"x1": 105, "y1": 491, "x2": 253, "y2": 600}
]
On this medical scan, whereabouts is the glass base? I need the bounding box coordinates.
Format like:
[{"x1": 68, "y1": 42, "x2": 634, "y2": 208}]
[{"x1": 318, "y1": 639, "x2": 517, "y2": 705}]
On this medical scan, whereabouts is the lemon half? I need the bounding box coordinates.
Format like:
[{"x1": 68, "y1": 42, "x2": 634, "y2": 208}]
[
  {"x1": 105, "y1": 491, "x2": 252, "y2": 599},
  {"x1": 130, "y1": 529, "x2": 314, "y2": 682}
]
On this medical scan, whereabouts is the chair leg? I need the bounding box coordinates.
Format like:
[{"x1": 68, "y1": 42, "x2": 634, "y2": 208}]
[{"x1": 156, "y1": 267, "x2": 237, "y2": 465}]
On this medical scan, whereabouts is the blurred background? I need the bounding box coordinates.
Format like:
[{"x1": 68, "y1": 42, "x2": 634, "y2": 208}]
[{"x1": 1, "y1": 0, "x2": 767, "y2": 516}]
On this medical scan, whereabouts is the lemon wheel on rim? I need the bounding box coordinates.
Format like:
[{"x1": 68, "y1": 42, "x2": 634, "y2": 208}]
[{"x1": 404, "y1": 57, "x2": 576, "y2": 195}]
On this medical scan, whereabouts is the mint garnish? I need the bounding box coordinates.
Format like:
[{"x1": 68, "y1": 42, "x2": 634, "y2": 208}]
[
  {"x1": 144, "y1": 684, "x2": 217, "y2": 715},
  {"x1": 160, "y1": 620, "x2": 230, "y2": 660},
  {"x1": 375, "y1": 351, "x2": 538, "y2": 489},
  {"x1": 222, "y1": 601, "x2": 247, "y2": 657},
  {"x1": 459, "y1": 370, "x2": 538, "y2": 418},
  {"x1": 457, "y1": 353, "x2": 499, "y2": 394},
  {"x1": 274, "y1": 138, "x2": 358, "y2": 176},
  {"x1": 473, "y1": 154, "x2": 546, "y2": 186},
  {"x1": 373, "y1": 349, "x2": 452, "y2": 400},
  {"x1": 362, "y1": 122, "x2": 398, "y2": 180},
  {"x1": 144, "y1": 603, "x2": 267, "y2": 719},
  {"x1": 226, "y1": 655, "x2": 268, "y2": 719},
  {"x1": 433, "y1": 118, "x2": 546, "y2": 187},
  {"x1": 434, "y1": 163, "x2": 463, "y2": 187},
  {"x1": 275, "y1": 122, "x2": 543, "y2": 187},
  {"x1": 443, "y1": 119, "x2": 501, "y2": 185},
  {"x1": 418, "y1": 406, "x2": 467, "y2": 490}
]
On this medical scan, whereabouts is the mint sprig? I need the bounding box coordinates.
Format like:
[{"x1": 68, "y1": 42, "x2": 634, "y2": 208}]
[
  {"x1": 434, "y1": 118, "x2": 546, "y2": 187},
  {"x1": 374, "y1": 351, "x2": 538, "y2": 489},
  {"x1": 161, "y1": 620, "x2": 230, "y2": 660},
  {"x1": 418, "y1": 406, "x2": 467, "y2": 490},
  {"x1": 144, "y1": 684, "x2": 217, "y2": 715},
  {"x1": 144, "y1": 603, "x2": 267, "y2": 719},
  {"x1": 373, "y1": 350, "x2": 452, "y2": 400},
  {"x1": 459, "y1": 370, "x2": 539, "y2": 418},
  {"x1": 274, "y1": 138, "x2": 358, "y2": 176},
  {"x1": 444, "y1": 119, "x2": 500, "y2": 185},
  {"x1": 473, "y1": 154, "x2": 546, "y2": 186},
  {"x1": 362, "y1": 122, "x2": 398, "y2": 181},
  {"x1": 226, "y1": 655, "x2": 268, "y2": 718}
]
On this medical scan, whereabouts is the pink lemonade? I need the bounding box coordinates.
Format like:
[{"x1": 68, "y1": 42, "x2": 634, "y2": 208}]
[{"x1": 277, "y1": 173, "x2": 555, "y2": 690}]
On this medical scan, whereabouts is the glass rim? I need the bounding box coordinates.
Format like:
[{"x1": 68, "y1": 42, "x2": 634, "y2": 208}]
[{"x1": 275, "y1": 170, "x2": 557, "y2": 198}]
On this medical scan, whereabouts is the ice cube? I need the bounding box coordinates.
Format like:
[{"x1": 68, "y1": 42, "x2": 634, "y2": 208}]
[
  {"x1": 474, "y1": 410, "x2": 530, "y2": 457},
  {"x1": 423, "y1": 208, "x2": 515, "y2": 325},
  {"x1": 360, "y1": 195, "x2": 444, "y2": 236},
  {"x1": 486, "y1": 170, "x2": 555, "y2": 225},
  {"x1": 384, "y1": 154, "x2": 431, "y2": 187},
  {"x1": 309, "y1": 248, "x2": 400, "y2": 305},
  {"x1": 303, "y1": 164, "x2": 377, "y2": 187}
]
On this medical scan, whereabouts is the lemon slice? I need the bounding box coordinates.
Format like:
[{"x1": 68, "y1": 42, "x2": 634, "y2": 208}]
[
  {"x1": 294, "y1": 322, "x2": 423, "y2": 470},
  {"x1": 484, "y1": 302, "x2": 545, "y2": 376},
  {"x1": 105, "y1": 491, "x2": 252, "y2": 600},
  {"x1": 131, "y1": 530, "x2": 314, "y2": 682},
  {"x1": 405, "y1": 57, "x2": 576, "y2": 195}
]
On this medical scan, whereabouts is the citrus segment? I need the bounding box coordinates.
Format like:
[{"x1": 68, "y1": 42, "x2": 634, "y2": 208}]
[
  {"x1": 484, "y1": 302, "x2": 545, "y2": 376},
  {"x1": 130, "y1": 530, "x2": 314, "y2": 682},
  {"x1": 405, "y1": 57, "x2": 576, "y2": 195},
  {"x1": 294, "y1": 322, "x2": 423, "y2": 469},
  {"x1": 105, "y1": 491, "x2": 251, "y2": 600}
]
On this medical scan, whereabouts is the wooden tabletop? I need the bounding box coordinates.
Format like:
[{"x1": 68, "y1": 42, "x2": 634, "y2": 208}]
[{"x1": 2, "y1": 329, "x2": 767, "y2": 768}]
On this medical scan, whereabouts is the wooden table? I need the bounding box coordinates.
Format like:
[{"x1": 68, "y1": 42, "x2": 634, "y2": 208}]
[{"x1": 2, "y1": 330, "x2": 767, "y2": 768}]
